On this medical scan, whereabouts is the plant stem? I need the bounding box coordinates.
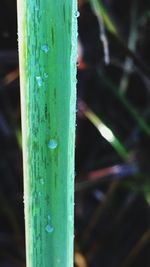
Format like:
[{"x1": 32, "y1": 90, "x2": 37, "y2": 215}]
[{"x1": 17, "y1": 1, "x2": 77, "y2": 267}]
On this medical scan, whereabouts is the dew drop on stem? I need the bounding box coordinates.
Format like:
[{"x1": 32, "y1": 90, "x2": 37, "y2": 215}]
[
  {"x1": 40, "y1": 178, "x2": 44, "y2": 185},
  {"x1": 75, "y1": 11, "x2": 80, "y2": 18},
  {"x1": 45, "y1": 224, "x2": 54, "y2": 233},
  {"x1": 48, "y1": 139, "x2": 58, "y2": 150},
  {"x1": 44, "y1": 72, "x2": 48, "y2": 79},
  {"x1": 36, "y1": 76, "x2": 43, "y2": 87},
  {"x1": 41, "y1": 44, "x2": 49, "y2": 53}
]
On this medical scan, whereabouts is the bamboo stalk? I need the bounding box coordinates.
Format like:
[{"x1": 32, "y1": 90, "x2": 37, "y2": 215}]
[{"x1": 17, "y1": 1, "x2": 77, "y2": 266}]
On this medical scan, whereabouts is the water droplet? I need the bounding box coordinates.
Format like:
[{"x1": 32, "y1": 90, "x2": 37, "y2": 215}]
[
  {"x1": 48, "y1": 215, "x2": 51, "y2": 221},
  {"x1": 48, "y1": 139, "x2": 58, "y2": 150},
  {"x1": 45, "y1": 224, "x2": 54, "y2": 233},
  {"x1": 40, "y1": 178, "x2": 44, "y2": 185},
  {"x1": 75, "y1": 11, "x2": 80, "y2": 18},
  {"x1": 41, "y1": 44, "x2": 49, "y2": 53},
  {"x1": 44, "y1": 72, "x2": 48, "y2": 79},
  {"x1": 36, "y1": 76, "x2": 43, "y2": 87}
]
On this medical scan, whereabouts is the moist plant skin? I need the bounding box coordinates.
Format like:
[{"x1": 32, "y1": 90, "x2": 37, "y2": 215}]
[{"x1": 17, "y1": 1, "x2": 77, "y2": 266}]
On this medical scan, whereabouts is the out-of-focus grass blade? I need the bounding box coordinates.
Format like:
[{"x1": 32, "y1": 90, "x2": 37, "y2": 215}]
[
  {"x1": 79, "y1": 100, "x2": 128, "y2": 160},
  {"x1": 89, "y1": 0, "x2": 118, "y2": 36},
  {"x1": 99, "y1": 71, "x2": 150, "y2": 137},
  {"x1": 76, "y1": 164, "x2": 138, "y2": 192},
  {"x1": 90, "y1": 0, "x2": 150, "y2": 79}
]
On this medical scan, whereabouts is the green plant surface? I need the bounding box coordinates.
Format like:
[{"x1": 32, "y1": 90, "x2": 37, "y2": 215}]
[{"x1": 17, "y1": 1, "x2": 77, "y2": 267}]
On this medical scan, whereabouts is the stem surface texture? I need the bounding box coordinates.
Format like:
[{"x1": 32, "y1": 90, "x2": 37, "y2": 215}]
[{"x1": 17, "y1": 1, "x2": 77, "y2": 266}]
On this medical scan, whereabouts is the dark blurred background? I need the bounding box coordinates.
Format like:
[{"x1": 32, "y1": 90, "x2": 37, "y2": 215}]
[{"x1": 0, "y1": 0, "x2": 150, "y2": 266}]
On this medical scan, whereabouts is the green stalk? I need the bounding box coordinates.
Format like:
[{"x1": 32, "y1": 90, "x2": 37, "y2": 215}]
[{"x1": 17, "y1": 1, "x2": 77, "y2": 267}]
